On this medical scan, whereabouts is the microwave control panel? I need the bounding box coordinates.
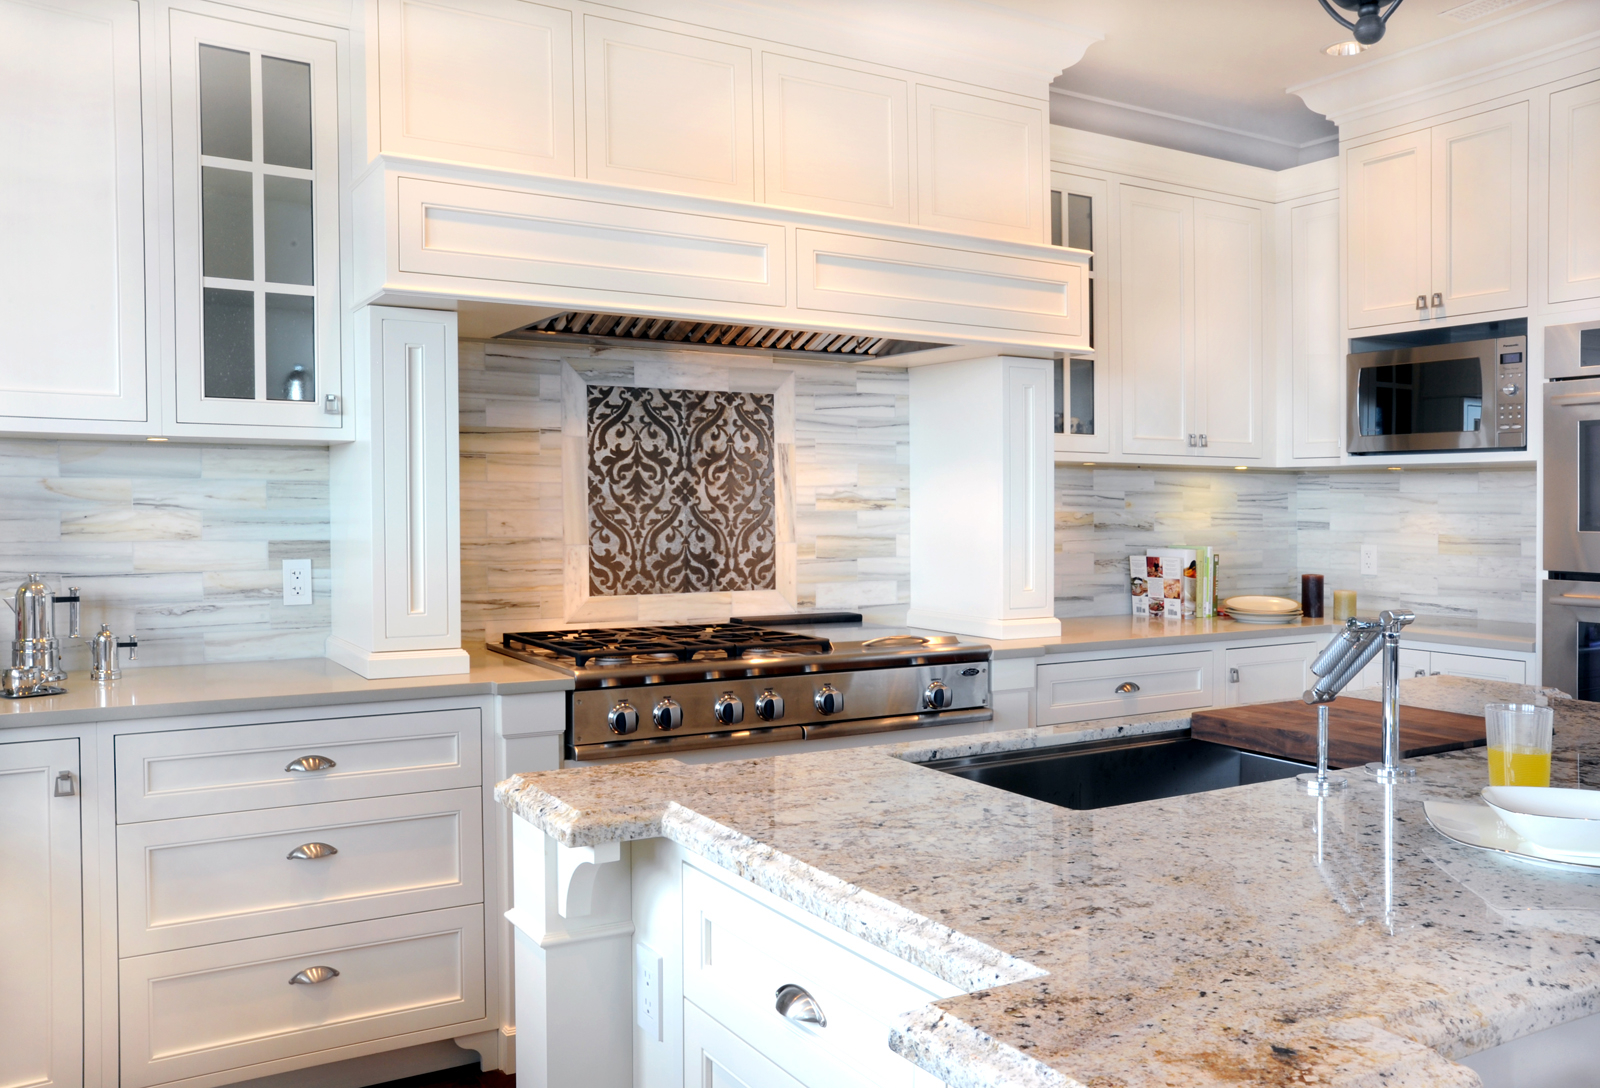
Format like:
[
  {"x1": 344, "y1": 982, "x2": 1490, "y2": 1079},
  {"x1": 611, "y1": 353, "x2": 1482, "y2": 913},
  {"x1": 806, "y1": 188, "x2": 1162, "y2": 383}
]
[{"x1": 1495, "y1": 338, "x2": 1527, "y2": 447}]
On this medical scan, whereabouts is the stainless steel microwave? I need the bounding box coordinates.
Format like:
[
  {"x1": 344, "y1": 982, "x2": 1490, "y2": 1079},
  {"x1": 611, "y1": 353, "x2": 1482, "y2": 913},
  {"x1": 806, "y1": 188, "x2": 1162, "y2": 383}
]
[{"x1": 1346, "y1": 335, "x2": 1527, "y2": 454}]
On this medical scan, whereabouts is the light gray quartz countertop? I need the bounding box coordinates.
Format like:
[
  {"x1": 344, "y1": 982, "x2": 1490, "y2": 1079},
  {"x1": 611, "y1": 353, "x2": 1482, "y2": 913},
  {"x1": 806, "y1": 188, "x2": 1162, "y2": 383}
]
[
  {"x1": 497, "y1": 677, "x2": 1600, "y2": 1087},
  {"x1": 0, "y1": 649, "x2": 573, "y2": 728}
]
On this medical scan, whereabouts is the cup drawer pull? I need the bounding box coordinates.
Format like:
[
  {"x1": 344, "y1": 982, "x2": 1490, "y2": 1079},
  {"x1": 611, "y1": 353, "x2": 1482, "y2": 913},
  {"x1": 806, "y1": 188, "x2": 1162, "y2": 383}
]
[
  {"x1": 775, "y1": 984, "x2": 826, "y2": 1027},
  {"x1": 286, "y1": 842, "x2": 338, "y2": 861},
  {"x1": 1114, "y1": 681, "x2": 1141, "y2": 694},
  {"x1": 285, "y1": 754, "x2": 336, "y2": 773},
  {"x1": 289, "y1": 965, "x2": 340, "y2": 986}
]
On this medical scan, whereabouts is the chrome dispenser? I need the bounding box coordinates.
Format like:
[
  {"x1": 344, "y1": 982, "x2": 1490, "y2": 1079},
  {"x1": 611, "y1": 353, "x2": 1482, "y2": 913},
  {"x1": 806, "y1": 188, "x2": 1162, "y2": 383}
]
[
  {"x1": 89, "y1": 623, "x2": 137, "y2": 682},
  {"x1": 1304, "y1": 610, "x2": 1417, "y2": 782},
  {"x1": 5, "y1": 574, "x2": 80, "y2": 683}
]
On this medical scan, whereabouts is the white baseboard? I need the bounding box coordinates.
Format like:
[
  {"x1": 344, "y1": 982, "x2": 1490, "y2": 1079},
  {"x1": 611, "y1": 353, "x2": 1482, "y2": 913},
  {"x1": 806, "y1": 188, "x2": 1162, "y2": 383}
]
[
  {"x1": 325, "y1": 636, "x2": 472, "y2": 678},
  {"x1": 905, "y1": 608, "x2": 1062, "y2": 640}
]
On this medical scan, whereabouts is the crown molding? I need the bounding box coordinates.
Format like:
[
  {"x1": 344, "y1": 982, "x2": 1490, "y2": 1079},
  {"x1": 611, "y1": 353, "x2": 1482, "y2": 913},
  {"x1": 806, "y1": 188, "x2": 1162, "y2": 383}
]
[{"x1": 1050, "y1": 126, "x2": 1338, "y2": 204}]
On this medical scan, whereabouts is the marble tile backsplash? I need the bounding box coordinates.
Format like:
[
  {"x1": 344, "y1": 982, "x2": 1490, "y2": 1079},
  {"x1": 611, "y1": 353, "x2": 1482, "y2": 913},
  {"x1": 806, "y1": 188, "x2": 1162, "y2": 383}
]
[
  {"x1": 460, "y1": 339, "x2": 909, "y2": 646},
  {"x1": 0, "y1": 439, "x2": 330, "y2": 669},
  {"x1": 1055, "y1": 465, "x2": 1537, "y2": 624}
]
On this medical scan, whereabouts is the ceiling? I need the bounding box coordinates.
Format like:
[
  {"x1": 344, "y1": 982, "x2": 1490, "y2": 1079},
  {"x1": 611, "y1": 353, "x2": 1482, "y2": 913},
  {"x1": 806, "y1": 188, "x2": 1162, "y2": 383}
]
[{"x1": 992, "y1": 0, "x2": 1545, "y2": 169}]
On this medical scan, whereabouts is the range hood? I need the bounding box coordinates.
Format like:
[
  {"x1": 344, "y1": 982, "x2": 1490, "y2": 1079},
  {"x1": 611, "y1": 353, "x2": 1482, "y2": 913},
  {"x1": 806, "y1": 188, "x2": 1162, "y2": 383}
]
[{"x1": 353, "y1": 157, "x2": 1091, "y2": 361}]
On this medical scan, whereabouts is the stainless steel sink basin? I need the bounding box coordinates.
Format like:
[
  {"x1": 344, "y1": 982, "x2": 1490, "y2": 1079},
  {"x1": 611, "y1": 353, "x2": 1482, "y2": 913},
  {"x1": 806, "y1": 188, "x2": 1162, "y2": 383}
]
[{"x1": 922, "y1": 731, "x2": 1310, "y2": 810}]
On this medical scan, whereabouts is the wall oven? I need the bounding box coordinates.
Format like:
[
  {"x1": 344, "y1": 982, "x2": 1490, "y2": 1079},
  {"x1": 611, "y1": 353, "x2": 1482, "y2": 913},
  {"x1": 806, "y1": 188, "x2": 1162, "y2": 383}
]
[
  {"x1": 1543, "y1": 321, "x2": 1600, "y2": 698},
  {"x1": 1347, "y1": 333, "x2": 1527, "y2": 454}
]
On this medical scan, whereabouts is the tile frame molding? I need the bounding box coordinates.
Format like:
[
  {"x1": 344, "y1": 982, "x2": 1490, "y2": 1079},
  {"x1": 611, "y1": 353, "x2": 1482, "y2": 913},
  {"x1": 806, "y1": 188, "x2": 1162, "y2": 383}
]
[{"x1": 559, "y1": 357, "x2": 797, "y2": 623}]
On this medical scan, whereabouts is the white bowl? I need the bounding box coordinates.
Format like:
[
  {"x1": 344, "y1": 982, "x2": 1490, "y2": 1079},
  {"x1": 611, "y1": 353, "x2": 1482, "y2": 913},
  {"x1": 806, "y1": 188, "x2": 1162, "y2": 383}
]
[
  {"x1": 1482, "y1": 787, "x2": 1600, "y2": 857},
  {"x1": 1223, "y1": 595, "x2": 1301, "y2": 615}
]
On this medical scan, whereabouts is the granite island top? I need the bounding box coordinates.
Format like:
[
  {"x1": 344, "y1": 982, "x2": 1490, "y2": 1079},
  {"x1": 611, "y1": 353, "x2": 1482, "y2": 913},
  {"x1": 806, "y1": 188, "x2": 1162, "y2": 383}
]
[{"x1": 497, "y1": 677, "x2": 1600, "y2": 1087}]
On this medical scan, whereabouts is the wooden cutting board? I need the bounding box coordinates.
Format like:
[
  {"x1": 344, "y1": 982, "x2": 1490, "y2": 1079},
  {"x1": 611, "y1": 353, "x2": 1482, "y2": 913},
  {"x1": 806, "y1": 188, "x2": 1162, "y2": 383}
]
[{"x1": 1190, "y1": 699, "x2": 1486, "y2": 769}]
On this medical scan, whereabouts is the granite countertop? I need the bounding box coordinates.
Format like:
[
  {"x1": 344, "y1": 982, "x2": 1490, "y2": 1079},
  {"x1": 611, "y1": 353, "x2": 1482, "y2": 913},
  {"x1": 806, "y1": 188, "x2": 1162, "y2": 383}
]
[
  {"x1": 497, "y1": 677, "x2": 1600, "y2": 1087},
  {"x1": 0, "y1": 647, "x2": 573, "y2": 728}
]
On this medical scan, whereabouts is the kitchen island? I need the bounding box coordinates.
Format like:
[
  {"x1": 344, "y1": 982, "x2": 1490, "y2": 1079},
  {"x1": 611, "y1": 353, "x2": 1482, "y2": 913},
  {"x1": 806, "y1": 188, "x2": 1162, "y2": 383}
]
[{"x1": 498, "y1": 677, "x2": 1600, "y2": 1087}]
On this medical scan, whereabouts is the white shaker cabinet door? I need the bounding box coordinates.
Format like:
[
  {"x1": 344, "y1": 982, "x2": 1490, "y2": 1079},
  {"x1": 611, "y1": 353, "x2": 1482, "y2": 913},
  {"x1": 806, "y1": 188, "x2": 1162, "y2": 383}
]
[
  {"x1": 1118, "y1": 185, "x2": 1193, "y2": 456},
  {"x1": 1290, "y1": 198, "x2": 1342, "y2": 459},
  {"x1": 0, "y1": 737, "x2": 82, "y2": 1088},
  {"x1": 1430, "y1": 102, "x2": 1528, "y2": 319},
  {"x1": 0, "y1": 0, "x2": 147, "y2": 428},
  {"x1": 1549, "y1": 78, "x2": 1600, "y2": 305},
  {"x1": 1191, "y1": 197, "x2": 1262, "y2": 459},
  {"x1": 1346, "y1": 130, "x2": 1431, "y2": 330}
]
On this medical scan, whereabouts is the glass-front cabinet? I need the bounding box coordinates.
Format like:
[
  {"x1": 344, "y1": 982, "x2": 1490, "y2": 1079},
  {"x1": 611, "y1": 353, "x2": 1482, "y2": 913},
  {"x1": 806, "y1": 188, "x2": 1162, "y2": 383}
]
[
  {"x1": 169, "y1": 9, "x2": 343, "y2": 433},
  {"x1": 1050, "y1": 170, "x2": 1107, "y2": 455}
]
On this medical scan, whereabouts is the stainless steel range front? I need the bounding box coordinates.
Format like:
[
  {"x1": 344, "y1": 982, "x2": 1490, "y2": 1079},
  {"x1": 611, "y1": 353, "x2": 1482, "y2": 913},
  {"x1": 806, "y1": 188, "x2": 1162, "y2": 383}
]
[{"x1": 488, "y1": 623, "x2": 992, "y2": 760}]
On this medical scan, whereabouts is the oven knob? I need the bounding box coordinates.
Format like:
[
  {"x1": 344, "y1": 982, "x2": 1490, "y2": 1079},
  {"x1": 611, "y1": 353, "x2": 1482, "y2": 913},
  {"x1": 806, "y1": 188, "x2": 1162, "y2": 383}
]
[
  {"x1": 755, "y1": 690, "x2": 784, "y2": 721},
  {"x1": 714, "y1": 693, "x2": 744, "y2": 726},
  {"x1": 607, "y1": 701, "x2": 639, "y2": 735},
  {"x1": 923, "y1": 680, "x2": 954, "y2": 710},
  {"x1": 1501, "y1": 384, "x2": 1520, "y2": 396},
  {"x1": 814, "y1": 684, "x2": 844, "y2": 715},
  {"x1": 652, "y1": 697, "x2": 683, "y2": 731}
]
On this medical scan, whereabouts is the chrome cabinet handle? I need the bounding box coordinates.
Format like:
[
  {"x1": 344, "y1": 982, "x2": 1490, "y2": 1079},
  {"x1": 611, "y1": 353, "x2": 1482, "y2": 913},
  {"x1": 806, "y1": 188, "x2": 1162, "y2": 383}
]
[
  {"x1": 1199, "y1": 434, "x2": 1208, "y2": 447},
  {"x1": 1114, "y1": 681, "x2": 1140, "y2": 694},
  {"x1": 1431, "y1": 292, "x2": 1443, "y2": 308},
  {"x1": 289, "y1": 965, "x2": 340, "y2": 985},
  {"x1": 1229, "y1": 668, "x2": 1240, "y2": 683},
  {"x1": 1416, "y1": 295, "x2": 1428, "y2": 310},
  {"x1": 775, "y1": 984, "x2": 825, "y2": 1027},
  {"x1": 285, "y1": 754, "x2": 336, "y2": 773},
  {"x1": 287, "y1": 842, "x2": 338, "y2": 861},
  {"x1": 54, "y1": 771, "x2": 76, "y2": 797}
]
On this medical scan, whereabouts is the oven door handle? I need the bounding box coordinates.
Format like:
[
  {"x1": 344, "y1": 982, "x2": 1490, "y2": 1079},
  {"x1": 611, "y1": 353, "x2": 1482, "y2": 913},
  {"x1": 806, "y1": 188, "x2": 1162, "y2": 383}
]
[
  {"x1": 1549, "y1": 593, "x2": 1600, "y2": 607},
  {"x1": 1550, "y1": 391, "x2": 1600, "y2": 407}
]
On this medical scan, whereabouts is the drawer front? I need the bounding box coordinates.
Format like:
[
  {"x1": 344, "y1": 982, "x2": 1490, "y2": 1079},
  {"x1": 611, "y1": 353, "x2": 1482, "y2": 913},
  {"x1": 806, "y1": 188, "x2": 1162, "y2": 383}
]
[
  {"x1": 683, "y1": 865, "x2": 938, "y2": 1088},
  {"x1": 1036, "y1": 651, "x2": 1213, "y2": 725},
  {"x1": 1429, "y1": 651, "x2": 1527, "y2": 684},
  {"x1": 119, "y1": 906, "x2": 485, "y2": 1088},
  {"x1": 685, "y1": 999, "x2": 806, "y2": 1088},
  {"x1": 118, "y1": 788, "x2": 484, "y2": 955},
  {"x1": 116, "y1": 708, "x2": 482, "y2": 821}
]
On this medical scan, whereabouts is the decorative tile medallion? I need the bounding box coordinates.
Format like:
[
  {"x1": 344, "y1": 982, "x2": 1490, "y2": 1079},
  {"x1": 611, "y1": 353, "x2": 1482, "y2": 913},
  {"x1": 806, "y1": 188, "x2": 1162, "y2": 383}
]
[{"x1": 587, "y1": 385, "x2": 776, "y2": 596}]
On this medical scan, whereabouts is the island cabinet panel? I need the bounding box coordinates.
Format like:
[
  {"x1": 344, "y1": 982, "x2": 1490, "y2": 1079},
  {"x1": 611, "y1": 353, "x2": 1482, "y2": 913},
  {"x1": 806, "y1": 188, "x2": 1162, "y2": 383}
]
[
  {"x1": 760, "y1": 54, "x2": 909, "y2": 222},
  {"x1": 1548, "y1": 78, "x2": 1600, "y2": 305},
  {"x1": 582, "y1": 16, "x2": 755, "y2": 201},
  {"x1": 1430, "y1": 103, "x2": 1528, "y2": 318},
  {"x1": 1036, "y1": 650, "x2": 1214, "y2": 725},
  {"x1": 914, "y1": 85, "x2": 1045, "y2": 244},
  {"x1": 375, "y1": 0, "x2": 574, "y2": 175},
  {"x1": 1345, "y1": 130, "x2": 1432, "y2": 329},
  {"x1": 1220, "y1": 640, "x2": 1319, "y2": 707},
  {"x1": 0, "y1": 737, "x2": 82, "y2": 1088},
  {"x1": 118, "y1": 905, "x2": 486, "y2": 1088},
  {"x1": 0, "y1": 0, "x2": 148, "y2": 430}
]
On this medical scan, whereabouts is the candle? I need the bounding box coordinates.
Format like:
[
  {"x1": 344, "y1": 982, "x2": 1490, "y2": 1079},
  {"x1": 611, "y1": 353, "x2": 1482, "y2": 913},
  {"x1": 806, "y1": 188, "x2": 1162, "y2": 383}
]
[
  {"x1": 1301, "y1": 573, "x2": 1324, "y2": 618},
  {"x1": 1333, "y1": 589, "x2": 1357, "y2": 621}
]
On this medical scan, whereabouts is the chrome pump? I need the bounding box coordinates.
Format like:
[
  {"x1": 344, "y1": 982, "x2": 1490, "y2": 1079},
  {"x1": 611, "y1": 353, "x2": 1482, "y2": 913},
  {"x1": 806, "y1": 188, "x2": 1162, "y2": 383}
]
[{"x1": 1304, "y1": 610, "x2": 1417, "y2": 782}]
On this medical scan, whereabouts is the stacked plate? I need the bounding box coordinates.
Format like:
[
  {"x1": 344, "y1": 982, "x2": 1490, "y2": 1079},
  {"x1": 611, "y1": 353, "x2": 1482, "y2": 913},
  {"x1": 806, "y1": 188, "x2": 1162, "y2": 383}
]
[
  {"x1": 1221, "y1": 596, "x2": 1303, "y2": 625},
  {"x1": 1427, "y1": 787, "x2": 1600, "y2": 870}
]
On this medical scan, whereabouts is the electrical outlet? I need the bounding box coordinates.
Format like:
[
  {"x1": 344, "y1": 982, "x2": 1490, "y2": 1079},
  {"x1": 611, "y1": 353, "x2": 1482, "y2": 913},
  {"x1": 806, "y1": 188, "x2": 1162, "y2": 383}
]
[
  {"x1": 282, "y1": 559, "x2": 313, "y2": 606},
  {"x1": 1360, "y1": 545, "x2": 1378, "y2": 577},
  {"x1": 635, "y1": 943, "x2": 663, "y2": 1041}
]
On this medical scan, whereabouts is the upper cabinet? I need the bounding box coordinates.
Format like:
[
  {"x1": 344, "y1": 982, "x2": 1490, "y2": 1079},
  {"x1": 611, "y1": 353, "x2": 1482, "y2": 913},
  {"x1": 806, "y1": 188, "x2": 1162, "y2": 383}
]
[
  {"x1": 915, "y1": 86, "x2": 1045, "y2": 243},
  {"x1": 168, "y1": 8, "x2": 345, "y2": 436},
  {"x1": 1345, "y1": 102, "x2": 1528, "y2": 329},
  {"x1": 1548, "y1": 78, "x2": 1600, "y2": 306},
  {"x1": 0, "y1": 0, "x2": 147, "y2": 431},
  {"x1": 1289, "y1": 198, "x2": 1342, "y2": 460}
]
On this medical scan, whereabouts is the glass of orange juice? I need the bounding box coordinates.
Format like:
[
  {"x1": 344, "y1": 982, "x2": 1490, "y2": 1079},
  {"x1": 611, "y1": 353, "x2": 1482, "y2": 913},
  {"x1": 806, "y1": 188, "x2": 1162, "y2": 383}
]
[{"x1": 1485, "y1": 703, "x2": 1554, "y2": 787}]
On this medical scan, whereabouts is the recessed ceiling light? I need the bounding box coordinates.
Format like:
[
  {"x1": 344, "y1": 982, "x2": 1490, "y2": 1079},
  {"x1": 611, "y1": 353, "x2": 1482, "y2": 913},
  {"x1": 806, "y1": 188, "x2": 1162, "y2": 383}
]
[{"x1": 1325, "y1": 40, "x2": 1368, "y2": 56}]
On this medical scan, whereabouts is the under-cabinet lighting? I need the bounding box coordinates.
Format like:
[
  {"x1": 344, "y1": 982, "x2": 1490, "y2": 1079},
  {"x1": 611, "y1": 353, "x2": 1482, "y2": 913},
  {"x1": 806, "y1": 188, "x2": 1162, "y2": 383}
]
[
  {"x1": 1082, "y1": 462, "x2": 1096, "y2": 466},
  {"x1": 1388, "y1": 466, "x2": 1402, "y2": 471},
  {"x1": 1234, "y1": 466, "x2": 1248, "y2": 471},
  {"x1": 1324, "y1": 40, "x2": 1367, "y2": 56},
  {"x1": 146, "y1": 437, "x2": 168, "y2": 442}
]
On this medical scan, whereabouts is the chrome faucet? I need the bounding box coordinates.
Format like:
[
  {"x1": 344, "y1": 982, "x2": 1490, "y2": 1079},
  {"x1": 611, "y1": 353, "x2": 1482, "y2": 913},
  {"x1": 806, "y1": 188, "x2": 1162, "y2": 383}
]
[{"x1": 1304, "y1": 610, "x2": 1417, "y2": 781}]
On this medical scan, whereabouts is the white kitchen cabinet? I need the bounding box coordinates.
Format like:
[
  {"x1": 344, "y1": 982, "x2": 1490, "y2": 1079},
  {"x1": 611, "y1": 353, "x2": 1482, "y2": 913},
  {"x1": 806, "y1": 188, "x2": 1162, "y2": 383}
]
[
  {"x1": 1290, "y1": 198, "x2": 1342, "y2": 459},
  {"x1": 167, "y1": 7, "x2": 346, "y2": 437},
  {"x1": 1036, "y1": 650, "x2": 1214, "y2": 725},
  {"x1": 1345, "y1": 103, "x2": 1528, "y2": 329},
  {"x1": 1221, "y1": 641, "x2": 1319, "y2": 707},
  {"x1": 0, "y1": 737, "x2": 82, "y2": 1088},
  {"x1": 915, "y1": 85, "x2": 1046, "y2": 244},
  {"x1": 1118, "y1": 185, "x2": 1263, "y2": 459},
  {"x1": 685, "y1": 1000, "x2": 807, "y2": 1088},
  {"x1": 0, "y1": 0, "x2": 148, "y2": 432},
  {"x1": 1354, "y1": 645, "x2": 1529, "y2": 689},
  {"x1": 1548, "y1": 78, "x2": 1600, "y2": 305},
  {"x1": 1051, "y1": 170, "x2": 1107, "y2": 456}
]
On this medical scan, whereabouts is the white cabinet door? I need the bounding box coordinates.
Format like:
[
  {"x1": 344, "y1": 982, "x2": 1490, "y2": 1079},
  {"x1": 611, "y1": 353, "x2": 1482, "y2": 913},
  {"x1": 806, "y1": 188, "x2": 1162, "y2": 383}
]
[
  {"x1": 1118, "y1": 185, "x2": 1193, "y2": 456},
  {"x1": 1549, "y1": 78, "x2": 1600, "y2": 305},
  {"x1": 684, "y1": 1000, "x2": 806, "y2": 1088},
  {"x1": 0, "y1": 0, "x2": 146, "y2": 428},
  {"x1": 1290, "y1": 199, "x2": 1342, "y2": 459},
  {"x1": 0, "y1": 737, "x2": 82, "y2": 1088},
  {"x1": 1346, "y1": 130, "x2": 1431, "y2": 329},
  {"x1": 169, "y1": 9, "x2": 344, "y2": 435},
  {"x1": 1429, "y1": 651, "x2": 1526, "y2": 684},
  {"x1": 1192, "y1": 198, "x2": 1262, "y2": 459},
  {"x1": 914, "y1": 85, "x2": 1045, "y2": 243},
  {"x1": 1431, "y1": 103, "x2": 1528, "y2": 318},
  {"x1": 1222, "y1": 641, "x2": 1318, "y2": 707}
]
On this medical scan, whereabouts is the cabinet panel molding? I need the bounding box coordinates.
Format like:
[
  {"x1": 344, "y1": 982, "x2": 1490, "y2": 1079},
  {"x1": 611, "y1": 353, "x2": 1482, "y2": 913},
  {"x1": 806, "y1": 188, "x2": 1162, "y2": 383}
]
[
  {"x1": 915, "y1": 85, "x2": 1044, "y2": 243},
  {"x1": 377, "y1": 0, "x2": 573, "y2": 175},
  {"x1": 1431, "y1": 102, "x2": 1528, "y2": 316},
  {"x1": 1345, "y1": 130, "x2": 1431, "y2": 329},
  {"x1": 1549, "y1": 78, "x2": 1600, "y2": 305}
]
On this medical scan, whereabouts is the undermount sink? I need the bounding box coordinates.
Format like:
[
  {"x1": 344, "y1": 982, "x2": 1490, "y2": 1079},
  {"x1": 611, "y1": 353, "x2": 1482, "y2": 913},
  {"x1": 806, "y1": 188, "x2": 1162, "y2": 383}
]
[{"x1": 922, "y1": 731, "x2": 1309, "y2": 810}]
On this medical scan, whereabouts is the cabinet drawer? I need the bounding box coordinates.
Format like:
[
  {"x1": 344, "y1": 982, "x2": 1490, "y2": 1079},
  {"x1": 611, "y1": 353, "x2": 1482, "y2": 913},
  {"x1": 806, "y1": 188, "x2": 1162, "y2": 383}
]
[
  {"x1": 1429, "y1": 651, "x2": 1526, "y2": 684},
  {"x1": 115, "y1": 708, "x2": 482, "y2": 821},
  {"x1": 685, "y1": 998, "x2": 805, "y2": 1088},
  {"x1": 117, "y1": 788, "x2": 484, "y2": 955},
  {"x1": 683, "y1": 864, "x2": 948, "y2": 1088},
  {"x1": 119, "y1": 906, "x2": 485, "y2": 1088},
  {"x1": 1036, "y1": 651, "x2": 1213, "y2": 725}
]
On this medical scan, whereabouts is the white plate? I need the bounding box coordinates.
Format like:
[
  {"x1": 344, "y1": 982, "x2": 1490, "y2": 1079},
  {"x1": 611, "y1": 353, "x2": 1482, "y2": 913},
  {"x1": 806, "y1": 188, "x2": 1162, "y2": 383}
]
[
  {"x1": 1226, "y1": 611, "x2": 1302, "y2": 625},
  {"x1": 1482, "y1": 786, "x2": 1600, "y2": 856},
  {"x1": 1425, "y1": 800, "x2": 1600, "y2": 873},
  {"x1": 1223, "y1": 595, "x2": 1301, "y2": 614}
]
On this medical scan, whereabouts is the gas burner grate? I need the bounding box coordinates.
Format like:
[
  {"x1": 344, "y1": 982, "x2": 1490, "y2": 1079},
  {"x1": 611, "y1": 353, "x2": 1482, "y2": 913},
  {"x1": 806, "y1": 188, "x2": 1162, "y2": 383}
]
[{"x1": 500, "y1": 624, "x2": 831, "y2": 668}]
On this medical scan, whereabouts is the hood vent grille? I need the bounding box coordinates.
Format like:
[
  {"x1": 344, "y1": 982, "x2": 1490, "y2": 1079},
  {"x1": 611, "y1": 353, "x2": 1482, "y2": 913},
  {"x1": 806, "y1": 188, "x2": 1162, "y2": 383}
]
[{"x1": 509, "y1": 310, "x2": 945, "y2": 359}]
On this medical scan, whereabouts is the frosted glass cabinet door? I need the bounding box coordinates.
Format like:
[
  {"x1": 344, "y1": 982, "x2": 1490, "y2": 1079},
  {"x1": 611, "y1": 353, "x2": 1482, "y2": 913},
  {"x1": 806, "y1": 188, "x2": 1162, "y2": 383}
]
[
  {"x1": 0, "y1": 0, "x2": 146, "y2": 426},
  {"x1": 170, "y1": 9, "x2": 344, "y2": 433}
]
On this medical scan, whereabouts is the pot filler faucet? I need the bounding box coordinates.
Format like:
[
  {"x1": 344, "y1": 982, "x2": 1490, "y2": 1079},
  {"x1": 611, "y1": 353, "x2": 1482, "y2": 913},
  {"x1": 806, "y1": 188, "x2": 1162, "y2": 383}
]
[{"x1": 1304, "y1": 610, "x2": 1417, "y2": 782}]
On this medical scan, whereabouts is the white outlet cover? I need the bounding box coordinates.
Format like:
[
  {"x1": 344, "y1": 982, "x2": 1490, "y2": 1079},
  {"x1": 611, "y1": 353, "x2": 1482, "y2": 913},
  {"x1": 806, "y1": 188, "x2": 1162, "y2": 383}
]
[
  {"x1": 636, "y1": 943, "x2": 663, "y2": 1041},
  {"x1": 1360, "y1": 545, "x2": 1378, "y2": 576},
  {"x1": 282, "y1": 558, "x2": 314, "y2": 606}
]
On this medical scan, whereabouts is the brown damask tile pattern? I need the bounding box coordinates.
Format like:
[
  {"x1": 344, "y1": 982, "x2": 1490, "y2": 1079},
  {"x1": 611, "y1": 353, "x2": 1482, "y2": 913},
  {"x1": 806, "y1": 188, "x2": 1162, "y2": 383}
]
[{"x1": 587, "y1": 385, "x2": 776, "y2": 596}]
